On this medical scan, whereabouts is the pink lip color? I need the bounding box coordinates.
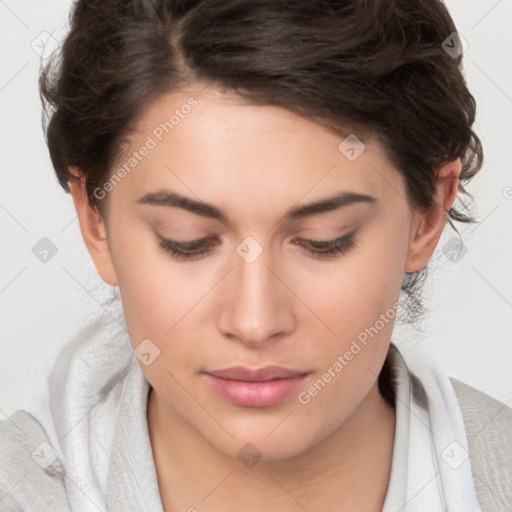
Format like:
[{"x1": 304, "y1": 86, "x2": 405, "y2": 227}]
[{"x1": 204, "y1": 373, "x2": 309, "y2": 407}]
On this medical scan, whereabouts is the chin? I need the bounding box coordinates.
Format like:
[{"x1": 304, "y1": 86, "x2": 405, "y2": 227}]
[{"x1": 205, "y1": 424, "x2": 315, "y2": 464}]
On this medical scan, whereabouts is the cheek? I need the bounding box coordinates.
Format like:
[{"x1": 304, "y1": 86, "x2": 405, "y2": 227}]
[
  {"x1": 109, "y1": 220, "x2": 194, "y2": 347},
  {"x1": 113, "y1": 253, "x2": 208, "y2": 404},
  {"x1": 294, "y1": 225, "x2": 406, "y2": 395},
  {"x1": 301, "y1": 227, "x2": 405, "y2": 339}
]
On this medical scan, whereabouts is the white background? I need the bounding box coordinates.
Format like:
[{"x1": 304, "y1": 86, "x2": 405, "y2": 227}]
[{"x1": 1, "y1": 0, "x2": 511, "y2": 416}]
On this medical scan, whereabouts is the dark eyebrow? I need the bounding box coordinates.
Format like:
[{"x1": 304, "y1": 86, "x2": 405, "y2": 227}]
[{"x1": 137, "y1": 190, "x2": 377, "y2": 223}]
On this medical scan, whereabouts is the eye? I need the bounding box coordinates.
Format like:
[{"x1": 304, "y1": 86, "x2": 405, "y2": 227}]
[
  {"x1": 157, "y1": 229, "x2": 358, "y2": 262},
  {"x1": 293, "y1": 229, "x2": 357, "y2": 259},
  {"x1": 157, "y1": 234, "x2": 218, "y2": 261}
]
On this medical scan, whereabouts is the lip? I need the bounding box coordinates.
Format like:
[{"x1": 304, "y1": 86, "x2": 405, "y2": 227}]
[
  {"x1": 206, "y1": 365, "x2": 308, "y2": 382},
  {"x1": 203, "y1": 366, "x2": 310, "y2": 407}
]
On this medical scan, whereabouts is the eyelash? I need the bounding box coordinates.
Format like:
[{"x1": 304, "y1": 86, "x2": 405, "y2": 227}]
[{"x1": 157, "y1": 230, "x2": 357, "y2": 262}]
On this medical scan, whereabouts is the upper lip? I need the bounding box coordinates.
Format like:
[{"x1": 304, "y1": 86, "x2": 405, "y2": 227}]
[{"x1": 205, "y1": 365, "x2": 309, "y2": 382}]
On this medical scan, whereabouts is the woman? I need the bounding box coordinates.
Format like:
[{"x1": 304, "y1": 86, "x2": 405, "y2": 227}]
[{"x1": 1, "y1": 0, "x2": 510, "y2": 511}]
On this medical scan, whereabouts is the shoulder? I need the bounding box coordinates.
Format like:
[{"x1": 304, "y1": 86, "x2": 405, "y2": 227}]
[
  {"x1": 0, "y1": 409, "x2": 70, "y2": 511},
  {"x1": 450, "y1": 377, "x2": 512, "y2": 510}
]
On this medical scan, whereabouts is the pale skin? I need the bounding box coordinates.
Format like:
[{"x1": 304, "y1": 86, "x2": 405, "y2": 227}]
[{"x1": 68, "y1": 85, "x2": 461, "y2": 511}]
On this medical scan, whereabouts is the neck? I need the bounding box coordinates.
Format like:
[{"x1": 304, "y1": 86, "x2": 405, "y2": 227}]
[{"x1": 147, "y1": 380, "x2": 396, "y2": 512}]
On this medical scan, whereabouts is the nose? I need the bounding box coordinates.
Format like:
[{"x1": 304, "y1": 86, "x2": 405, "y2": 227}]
[{"x1": 218, "y1": 239, "x2": 296, "y2": 348}]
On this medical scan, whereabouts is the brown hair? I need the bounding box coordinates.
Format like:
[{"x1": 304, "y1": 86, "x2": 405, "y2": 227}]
[{"x1": 39, "y1": 0, "x2": 483, "y2": 325}]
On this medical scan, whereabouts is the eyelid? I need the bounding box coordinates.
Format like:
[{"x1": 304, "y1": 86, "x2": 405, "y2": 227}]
[
  {"x1": 156, "y1": 227, "x2": 356, "y2": 248},
  {"x1": 303, "y1": 227, "x2": 358, "y2": 246},
  {"x1": 156, "y1": 233, "x2": 213, "y2": 249},
  {"x1": 155, "y1": 226, "x2": 359, "y2": 262}
]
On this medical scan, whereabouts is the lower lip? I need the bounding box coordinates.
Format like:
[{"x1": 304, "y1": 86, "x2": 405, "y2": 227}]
[{"x1": 203, "y1": 373, "x2": 309, "y2": 407}]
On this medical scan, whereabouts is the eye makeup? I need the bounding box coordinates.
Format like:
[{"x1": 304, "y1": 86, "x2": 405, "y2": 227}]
[{"x1": 156, "y1": 227, "x2": 358, "y2": 262}]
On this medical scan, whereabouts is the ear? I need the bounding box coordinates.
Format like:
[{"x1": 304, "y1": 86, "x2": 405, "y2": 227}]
[
  {"x1": 404, "y1": 159, "x2": 461, "y2": 273},
  {"x1": 67, "y1": 167, "x2": 118, "y2": 285}
]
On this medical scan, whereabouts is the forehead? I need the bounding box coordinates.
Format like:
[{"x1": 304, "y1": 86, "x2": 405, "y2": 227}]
[{"x1": 112, "y1": 87, "x2": 403, "y2": 213}]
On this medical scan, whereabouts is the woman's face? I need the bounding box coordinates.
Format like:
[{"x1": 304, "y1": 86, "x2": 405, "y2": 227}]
[{"x1": 89, "y1": 86, "x2": 421, "y2": 459}]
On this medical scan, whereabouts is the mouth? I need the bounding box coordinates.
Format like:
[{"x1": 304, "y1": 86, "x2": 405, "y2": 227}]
[{"x1": 203, "y1": 366, "x2": 310, "y2": 407}]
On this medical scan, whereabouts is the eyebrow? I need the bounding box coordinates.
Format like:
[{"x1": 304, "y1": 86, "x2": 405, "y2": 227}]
[{"x1": 137, "y1": 190, "x2": 377, "y2": 224}]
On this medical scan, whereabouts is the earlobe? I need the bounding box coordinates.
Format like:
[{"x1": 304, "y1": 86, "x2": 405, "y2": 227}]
[
  {"x1": 404, "y1": 159, "x2": 462, "y2": 273},
  {"x1": 67, "y1": 167, "x2": 118, "y2": 286}
]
